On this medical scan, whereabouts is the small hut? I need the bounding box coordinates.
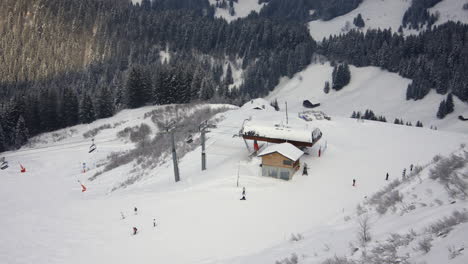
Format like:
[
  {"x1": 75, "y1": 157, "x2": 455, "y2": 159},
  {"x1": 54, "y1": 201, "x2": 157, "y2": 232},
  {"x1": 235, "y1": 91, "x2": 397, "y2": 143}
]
[{"x1": 258, "y1": 143, "x2": 304, "y2": 180}]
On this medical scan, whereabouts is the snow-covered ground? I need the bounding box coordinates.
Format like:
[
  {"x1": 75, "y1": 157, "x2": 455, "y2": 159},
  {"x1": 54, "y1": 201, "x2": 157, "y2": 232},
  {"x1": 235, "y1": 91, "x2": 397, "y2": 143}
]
[
  {"x1": 1, "y1": 96, "x2": 467, "y2": 263},
  {"x1": 209, "y1": 0, "x2": 264, "y2": 22},
  {"x1": 266, "y1": 62, "x2": 468, "y2": 133},
  {"x1": 430, "y1": 0, "x2": 468, "y2": 26},
  {"x1": 308, "y1": 0, "x2": 411, "y2": 41}
]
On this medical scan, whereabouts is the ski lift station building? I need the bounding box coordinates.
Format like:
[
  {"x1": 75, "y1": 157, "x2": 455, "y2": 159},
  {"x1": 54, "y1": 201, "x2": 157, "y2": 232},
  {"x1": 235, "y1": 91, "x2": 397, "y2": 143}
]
[
  {"x1": 240, "y1": 123, "x2": 322, "y2": 180},
  {"x1": 258, "y1": 143, "x2": 304, "y2": 180}
]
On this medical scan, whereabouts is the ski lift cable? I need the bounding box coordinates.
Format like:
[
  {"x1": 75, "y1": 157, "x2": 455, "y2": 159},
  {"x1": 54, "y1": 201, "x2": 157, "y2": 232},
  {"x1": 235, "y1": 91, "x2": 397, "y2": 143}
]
[{"x1": 3, "y1": 138, "x2": 120, "y2": 158}]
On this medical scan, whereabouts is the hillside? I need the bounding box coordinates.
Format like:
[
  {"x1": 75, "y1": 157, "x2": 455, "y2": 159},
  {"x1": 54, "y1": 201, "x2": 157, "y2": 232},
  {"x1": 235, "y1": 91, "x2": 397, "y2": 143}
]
[
  {"x1": 309, "y1": 0, "x2": 411, "y2": 41},
  {"x1": 1, "y1": 99, "x2": 467, "y2": 263},
  {"x1": 266, "y1": 62, "x2": 468, "y2": 133}
]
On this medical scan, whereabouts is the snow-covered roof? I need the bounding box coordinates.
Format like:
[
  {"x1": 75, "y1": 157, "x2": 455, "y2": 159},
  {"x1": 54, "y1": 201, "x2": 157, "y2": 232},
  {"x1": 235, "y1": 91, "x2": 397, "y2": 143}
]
[
  {"x1": 258, "y1": 143, "x2": 304, "y2": 161},
  {"x1": 242, "y1": 123, "x2": 320, "y2": 143}
]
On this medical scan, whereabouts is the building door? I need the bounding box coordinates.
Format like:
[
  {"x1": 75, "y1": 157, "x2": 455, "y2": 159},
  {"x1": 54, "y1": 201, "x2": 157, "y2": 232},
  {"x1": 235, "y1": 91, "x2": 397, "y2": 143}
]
[{"x1": 280, "y1": 169, "x2": 290, "y2": 180}]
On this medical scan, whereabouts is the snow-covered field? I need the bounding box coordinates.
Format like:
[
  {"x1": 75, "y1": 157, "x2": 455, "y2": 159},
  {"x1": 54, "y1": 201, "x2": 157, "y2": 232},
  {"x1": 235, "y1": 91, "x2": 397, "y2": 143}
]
[
  {"x1": 308, "y1": 0, "x2": 411, "y2": 41},
  {"x1": 209, "y1": 0, "x2": 264, "y2": 22},
  {"x1": 1, "y1": 95, "x2": 467, "y2": 263},
  {"x1": 266, "y1": 62, "x2": 468, "y2": 133},
  {"x1": 430, "y1": 0, "x2": 468, "y2": 26}
]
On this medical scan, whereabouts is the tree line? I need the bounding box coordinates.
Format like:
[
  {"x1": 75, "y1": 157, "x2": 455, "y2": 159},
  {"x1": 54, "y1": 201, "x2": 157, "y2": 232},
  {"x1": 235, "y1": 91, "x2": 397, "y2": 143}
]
[{"x1": 320, "y1": 22, "x2": 468, "y2": 117}]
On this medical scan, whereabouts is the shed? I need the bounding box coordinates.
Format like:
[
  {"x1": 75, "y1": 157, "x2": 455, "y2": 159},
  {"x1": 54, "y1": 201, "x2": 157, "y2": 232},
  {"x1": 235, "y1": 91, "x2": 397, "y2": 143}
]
[{"x1": 258, "y1": 143, "x2": 304, "y2": 180}]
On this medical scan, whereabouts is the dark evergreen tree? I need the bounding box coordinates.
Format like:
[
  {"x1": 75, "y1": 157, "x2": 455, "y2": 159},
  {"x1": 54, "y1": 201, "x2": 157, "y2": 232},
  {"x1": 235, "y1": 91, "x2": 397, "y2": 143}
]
[
  {"x1": 324, "y1": 81, "x2": 330, "y2": 94},
  {"x1": 14, "y1": 115, "x2": 29, "y2": 149},
  {"x1": 416, "y1": 120, "x2": 423, "y2": 127},
  {"x1": 332, "y1": 63, "x2": 351, "y2": 91},
  {"x1": 0, "y1": 123, "x2": 5, "y2": 152},
  {"x1": 436, "y1": 99, "x2": 447, "y2": 119},
  {"x1": 62, "y1": 88, "x2": 80, "y2": 127},
  {"x1": 446, "y1": 93, "x2": 454, "y2": 114},
  {"x1": 225, "y1": 64, "x2": 234, "y2": 85},
  {"x1": 127, "y1": 67, "x2": 151, "y2": 109},
  {"x1": 80, "y1": 94, "x2": 96, "y2": 124},
  {"x1": 97, "y1": 86, "x2": 114, "y2": 118},
  {"x1": 353, "y1": 13, "x2": 365, "y2": 28}
]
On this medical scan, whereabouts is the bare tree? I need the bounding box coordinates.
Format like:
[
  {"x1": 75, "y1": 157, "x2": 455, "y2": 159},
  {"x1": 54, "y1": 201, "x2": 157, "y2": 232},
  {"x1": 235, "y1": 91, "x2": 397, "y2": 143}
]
[{"x1": 358, "y1": 215, "x2": 372, "y2": 247}]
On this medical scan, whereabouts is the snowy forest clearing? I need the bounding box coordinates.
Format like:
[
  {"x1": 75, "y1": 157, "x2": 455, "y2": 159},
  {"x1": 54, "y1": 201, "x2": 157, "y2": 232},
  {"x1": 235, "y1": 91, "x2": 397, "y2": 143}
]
[
  {"x1": 1, "y1": 100, "x2": 467, "y2": 264},
  {"x1": 267, "y1": 62, "x2": 468, "y2": 133}
]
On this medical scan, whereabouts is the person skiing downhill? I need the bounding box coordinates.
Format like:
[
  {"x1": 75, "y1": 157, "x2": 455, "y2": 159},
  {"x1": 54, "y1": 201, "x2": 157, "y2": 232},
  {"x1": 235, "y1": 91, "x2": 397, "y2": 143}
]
[
  {"x1": 240, "y1": 187, "x2": 246, "y2": 200},
  {"x1": 134, "y1": 207, "x2": 138, "y2": 215},
  {"x1": 133, "y1": 227, "x2": 138, "y2": 235},
  {"x1": 153, "y1": 219, "x2": 157, "y2": 227},
  {"x1": 410, "y1": 164, "x2": 414, "y2": 171},
  {"x1": 386, "y1": 173, "x2": 389, "y2": 181},
  {"x1": 352, "y1": 179, "x2": 356, "y2": 187}
]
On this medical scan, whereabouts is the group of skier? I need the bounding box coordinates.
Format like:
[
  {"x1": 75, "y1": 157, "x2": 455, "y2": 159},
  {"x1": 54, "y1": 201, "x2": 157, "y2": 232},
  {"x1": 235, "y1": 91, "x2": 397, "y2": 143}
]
[
  {"x1": 352, "y1": 164, "x2": 414, "y2": 187},
  {"x1": 120, "y1": 206, "x2": 158, "y2": 236}
]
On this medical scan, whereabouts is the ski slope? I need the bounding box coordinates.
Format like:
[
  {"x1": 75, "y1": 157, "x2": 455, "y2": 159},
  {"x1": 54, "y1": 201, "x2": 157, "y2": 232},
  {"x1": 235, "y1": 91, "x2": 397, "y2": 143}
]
[
  {"x1": 1, "y1": 100, "x2": 467, "y2": 264},
  {"x1": 266, "y1": 62, "x2": 468, "y2": 133}
]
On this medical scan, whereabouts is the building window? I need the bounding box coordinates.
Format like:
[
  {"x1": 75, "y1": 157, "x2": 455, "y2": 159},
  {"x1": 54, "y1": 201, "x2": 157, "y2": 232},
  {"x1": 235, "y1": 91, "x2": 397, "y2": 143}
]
[
  {"x1": 283, "y1": 160, "x2": 292, "y2": 166},
  {"x1": 280, "y1": 170, "x2": 290, "y2": 180}
]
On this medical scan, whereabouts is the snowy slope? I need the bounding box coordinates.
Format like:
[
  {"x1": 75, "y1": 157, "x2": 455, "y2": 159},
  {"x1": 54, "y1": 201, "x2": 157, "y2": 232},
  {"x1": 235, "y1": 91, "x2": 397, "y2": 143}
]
[
  {"x1": 308, "y1": 0, "x2": 411, "y2": 41},
  {"x1": 222, "y1": 147, "x2": 468, "y2": 264},
  {"x1": 209, "y1": 0, "x2": 264, "y2": 22},
  {"x1": 430, "y1": 0, "x2": 468, "y2": 26},
  {"x1": 266, "y1": 62, "x2": 468, "y2": 133},
  {"x1": 1, "y1": 98, "x2": 467, "y2": 264}
]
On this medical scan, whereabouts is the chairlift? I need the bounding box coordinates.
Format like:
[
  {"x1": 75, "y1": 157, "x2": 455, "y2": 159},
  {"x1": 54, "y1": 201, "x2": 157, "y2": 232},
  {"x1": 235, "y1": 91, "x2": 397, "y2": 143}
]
[
  {"x1": 89, "y1": 139, "x2": 96, "y2": 153},
  {"x1": 185, "y1": 135, "x2": 193, "y2": 144},
  {"x1": 0, "y1": 158, "x2": 8, "y2": 170}
]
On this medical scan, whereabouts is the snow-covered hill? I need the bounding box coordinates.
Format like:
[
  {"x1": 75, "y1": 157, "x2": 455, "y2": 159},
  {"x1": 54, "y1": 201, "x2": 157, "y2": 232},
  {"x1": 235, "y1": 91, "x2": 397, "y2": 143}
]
[
  {"x1": 309, "y1": 0, "x2": 411, "y2": 41},
  {"x1": 430, "y1": 0, "x2": 468, "y2": 26},
  {"x1": 1, "y1": 97, "x2": 467, "y2": 263},
  {"x1": 266, "y1": 62, "x2": 468, "y2": 133}
]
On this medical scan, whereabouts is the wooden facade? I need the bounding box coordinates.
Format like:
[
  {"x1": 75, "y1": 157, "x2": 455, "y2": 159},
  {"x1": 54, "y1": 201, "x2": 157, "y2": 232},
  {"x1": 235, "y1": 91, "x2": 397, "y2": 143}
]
[
  {"x1": 260, "y1": 152, "x2": 300, "y2": 180},
  {"x1": 262, "y1": 152, "x2": 300, "y2": 170}
]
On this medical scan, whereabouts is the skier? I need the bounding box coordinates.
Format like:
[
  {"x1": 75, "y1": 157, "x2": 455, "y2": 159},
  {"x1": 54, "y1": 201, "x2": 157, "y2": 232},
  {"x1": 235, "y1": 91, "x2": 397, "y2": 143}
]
[
  {"x1": 303, "y1": 163, "x2": 308, "y2": 175},
  {"x1": 153, "y1": 219, "x2": 157, "y2": 227},
  {"x1": 352, "y1": 179, "x2": 356, "y2": 187},
  {"x1": 133, "y1": 227, "x2": 138, "y2": 235},
  {"x1": 240, "y1": 187, "x2": 246, "y2": 200},
  {"x1": 410, "y1": 164, "x2": 414, "y2": 171},
  {"x1": 385, "y1": 173, "x2": 389, "y2": 181},
  {"x1": 318, "y1": 147, "x2": 321, "y2": 157},
  {"x1": 134, "y1": 207, "x2": 138, "y2": 215}
]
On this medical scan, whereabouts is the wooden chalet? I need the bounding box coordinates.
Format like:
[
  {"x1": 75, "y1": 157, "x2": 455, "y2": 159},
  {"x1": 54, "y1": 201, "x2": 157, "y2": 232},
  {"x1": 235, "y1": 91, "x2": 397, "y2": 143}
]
[{"x1": 258, "y1": 143, "x2": 304, "y2": 180}]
